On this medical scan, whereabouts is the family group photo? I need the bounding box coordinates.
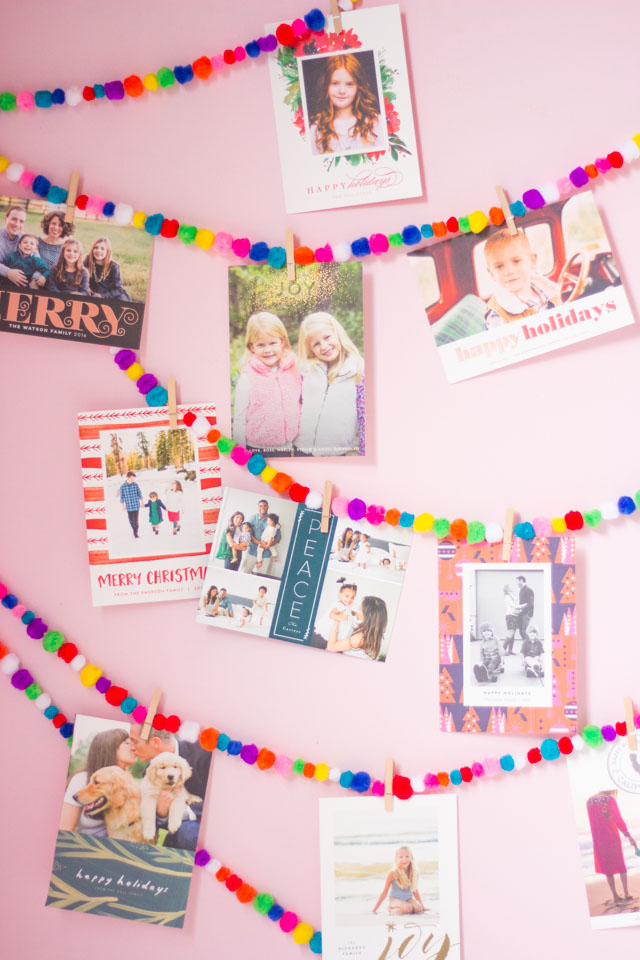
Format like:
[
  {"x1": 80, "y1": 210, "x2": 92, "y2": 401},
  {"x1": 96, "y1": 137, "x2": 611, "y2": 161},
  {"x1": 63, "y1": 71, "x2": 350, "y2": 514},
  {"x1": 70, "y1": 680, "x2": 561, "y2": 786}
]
[
  {"x1": 328, "y1": 517, "x2": 412, "y2": 583},
  {"x1": 208, "y1": 488, "x2": 297, "y2": 580},
  {"x1": 197, "y1": 572, "x2": 276, "y2": 637},
  {"x1": 228, "y1": 262, "x2": 365, "y2": 458},
  {"x1": 100, "y1": 425, "x2": 205, "y2": 560}
]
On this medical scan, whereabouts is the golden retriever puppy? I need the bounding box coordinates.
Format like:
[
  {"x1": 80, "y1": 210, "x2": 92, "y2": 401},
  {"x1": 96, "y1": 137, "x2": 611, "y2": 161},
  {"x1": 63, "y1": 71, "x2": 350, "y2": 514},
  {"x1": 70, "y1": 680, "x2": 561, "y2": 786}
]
[
  {"x1": 140, "y1": 752, "x2": 201, "y2": 842},
  {"x1": 74, "y1": 766, "x2": 148, "y2": 843}
]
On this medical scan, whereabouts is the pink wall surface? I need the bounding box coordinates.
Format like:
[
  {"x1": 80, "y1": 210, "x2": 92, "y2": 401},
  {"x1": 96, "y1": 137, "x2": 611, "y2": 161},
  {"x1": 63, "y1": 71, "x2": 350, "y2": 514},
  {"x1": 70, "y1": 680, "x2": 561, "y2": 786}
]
[{"x1": 1, "y1": 1, "x2": 640, "y2": 957}]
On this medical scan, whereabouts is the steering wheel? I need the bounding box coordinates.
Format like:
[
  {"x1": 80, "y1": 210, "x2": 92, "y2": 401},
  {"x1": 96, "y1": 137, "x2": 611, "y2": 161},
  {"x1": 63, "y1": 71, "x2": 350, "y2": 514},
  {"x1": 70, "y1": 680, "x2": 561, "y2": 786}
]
[{"x1": 558, "y1": 251, "x2": 590, "y2": 302}]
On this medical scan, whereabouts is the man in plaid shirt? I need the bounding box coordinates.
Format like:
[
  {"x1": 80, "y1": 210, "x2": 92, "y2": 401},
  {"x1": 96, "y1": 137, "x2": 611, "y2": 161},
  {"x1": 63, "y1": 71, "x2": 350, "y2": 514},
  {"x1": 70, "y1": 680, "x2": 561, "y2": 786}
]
[{"x1": 119, "y1": 471, "x2": 144, "y2": 538}]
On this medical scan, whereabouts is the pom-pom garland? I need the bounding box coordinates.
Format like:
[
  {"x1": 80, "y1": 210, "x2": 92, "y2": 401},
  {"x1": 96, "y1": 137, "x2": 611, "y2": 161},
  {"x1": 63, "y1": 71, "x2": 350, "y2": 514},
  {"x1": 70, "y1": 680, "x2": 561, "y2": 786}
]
[
  {"x1": 0, "y1": 640, "x2": 72, "y2": 740},
  {"x1": 111, "y1": 348, "x2": 169, "y2": 407}
]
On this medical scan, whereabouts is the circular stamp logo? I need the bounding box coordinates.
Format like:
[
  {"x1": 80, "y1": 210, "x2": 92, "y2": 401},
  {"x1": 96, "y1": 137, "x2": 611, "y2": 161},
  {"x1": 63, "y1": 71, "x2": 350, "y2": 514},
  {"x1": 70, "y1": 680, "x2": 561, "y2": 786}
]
[{"x1": 607, "y1": 740, "x2": 640, "y2": 794}]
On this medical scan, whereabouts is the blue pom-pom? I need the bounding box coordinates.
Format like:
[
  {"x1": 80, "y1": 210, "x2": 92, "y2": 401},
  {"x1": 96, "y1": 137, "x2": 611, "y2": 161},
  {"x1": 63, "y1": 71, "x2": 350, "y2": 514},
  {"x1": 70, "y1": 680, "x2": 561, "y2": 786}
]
[
  {"x1": 44, "y1": 705, "x2": 59, "y2": 719},
  {"x1": 1, "y1": 593, "x2": 18, "y2": 609},
  {"x1": 249, "y1": 241, "x2": 269, "y2": 262},
  {"x1": 402, "y1": 225, "x2": 422, "y2": 245},
  {"x1": 174, "y1": 64, "x2": 194, "y2": 84},
  {"x1": 510, "y1": 200, "x2": 526, "y2": 218},
  {"x1": 309, "y1": 932, "x2": 322, "y2": 954},
  {"x1": 47, "y1": 185, "x2": 67, "y2": 204},
  {"x1": 102, "y1": 201, "x2": 115, "y2": 218},
  {"x1": 351, "y1": 237, "x2": 371, "y2": 257},
  {"x1": 32, "y1": 176, "x2": 51, "y2": 198},
  {"x1": 618, "y1": 496, "x2": 636, "y2": 515},
  {"x1": 93, "y1": 84, "x2": 106, "y2": 98},
  {"x1": 449, "y1": 769, "x2": 462, "y2": 785},
  {"x1": 51, "y1": 88, "x2": 65, "y2": 105},
  {"x1": 350, "y1": 771, "x2": 371, "y2": 793},
  {"x1": 304, "y1": 8, "x2": 326, "y2": 31},
  {"x1": 268, "y1": 904, "x2": 284, "y2": 922},
  {"x1": 267, "y1": 245, "x2": 286, "y2": 269},
  {"x1": 399, "y1": 512, "x2": 415, "y2": 527},
  {"x1": 120, "y1": 696, "x2": 137, "y2": 714},
  {"x1": 144, "y1": 213, "x2": 164, "y2": 236},
  {"x1": 35, "y1": 90, "x2": 52, "y2": 109},
  {"x1": 60, "y1": 722, "x2": 74, "y2": 738},
  {"x1": 245, "y1": 40, "x2": 261, "y2": 58},
  {"x1": 22, "y1": 610, "x2": 35, "y2": 624},
  {"x1": 421, "y1": 224, "x2": 434, "y2": 239},
  {"x1": 514, "y1": 521, "x2": 535, "y2": 540},
  {"x1": 227, "y1": 740, "x2": 242, "y2": 756},
  {"x1": 247, "y1": 453, "x2": 267, "y2": 475},
  {"x1": 339, "y1": 770, "x2": 354, "y2": 788},
  {"x1": 540, "y1": 738, "x2": 560, "y2": 761},
  {"x1": 499, "y1": 754, "x2": 515, "y2": 772},
  {"x1": 145, "y1": 385, "x2": 169, "y2": 407},
  {"x1": 216, "y1": 733, "x2": 230, "y2": 752}
]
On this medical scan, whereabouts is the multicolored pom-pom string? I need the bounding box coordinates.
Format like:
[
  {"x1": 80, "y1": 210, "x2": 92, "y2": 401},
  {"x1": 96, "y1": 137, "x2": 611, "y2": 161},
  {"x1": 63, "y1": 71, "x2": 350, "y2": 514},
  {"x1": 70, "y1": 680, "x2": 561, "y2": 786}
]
[
  {"x1": 110, "y1": 347, "x2": 168, "y2": 406},
  {"x1": 0, "y1": 637, "x2": 73, "y2": 740}
]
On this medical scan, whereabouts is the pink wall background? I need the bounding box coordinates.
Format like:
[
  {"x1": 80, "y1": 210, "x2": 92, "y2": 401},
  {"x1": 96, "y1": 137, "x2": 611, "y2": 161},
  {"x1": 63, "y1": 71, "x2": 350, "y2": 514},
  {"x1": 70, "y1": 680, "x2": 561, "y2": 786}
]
[{"x1": 1, "y1": 0, "x2": 640, "y2": 956}]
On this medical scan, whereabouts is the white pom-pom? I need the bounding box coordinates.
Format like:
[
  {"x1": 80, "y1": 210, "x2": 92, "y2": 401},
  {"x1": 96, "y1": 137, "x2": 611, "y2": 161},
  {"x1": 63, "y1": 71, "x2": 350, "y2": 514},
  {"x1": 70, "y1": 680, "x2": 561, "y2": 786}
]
[
  {"x1": 70, "y1": 654, "x2": 86, "y2": 672},
  {"x1": 329, "y1": 767, "x2": 341, "y2": 782},
  {"x1": 571, "y1": 734, "x2": 585, "y2": 752},
  {"x1": 305, "y1": 490, "x2": 323, "y2": 510},
  {"x1": 113, "y1": 202, "x2": 134, "y2": 226},
  {"x1": 109, "y1": 346, "x2": 121, "y2": 356},
  {"x1": 1, "y1": 653, "x2": 19, "y2": 675},
  {"x1": 485, "y1": 522, "x2": 503, "y2": 544},
  {"x1": 600, "y1": 501, "x2": 618, "y2": 520},
  {"x1": 35, "y1": 693, "x2": 52, "y2": 711},
  {"x1": 5, "y1": 163, "x2": 24, "y2": 183},
  {"x1": 205, "y1": 857, "x2": 222, "y2": 876},
  {"x1": 410, "y1": 775, "x2": 425, "y2": 794},
  {"x1": 620, "y1": 140, "x2": 640, "y2": 163},
  {"x1": 66, "y1": 86, "x2": 82, "y2": 107},
  {"x1": 191, "y1": 415, "x2": 211, "y2": 437},
  {"x1": 179, "y1": 720, "x2": 200, "y2": 742},
  {"x1": 513, "y1": 753, "x2": 527, "y2": 770},
  {"x1": 333, "y1": 242, "x2": 351, "y2": 262},
  {"x1": 338, "y1": 0, "x2": 353, "y2": 10},
  {"x1": 540, "y1": 182, "x2": 560, "y2": 204}
]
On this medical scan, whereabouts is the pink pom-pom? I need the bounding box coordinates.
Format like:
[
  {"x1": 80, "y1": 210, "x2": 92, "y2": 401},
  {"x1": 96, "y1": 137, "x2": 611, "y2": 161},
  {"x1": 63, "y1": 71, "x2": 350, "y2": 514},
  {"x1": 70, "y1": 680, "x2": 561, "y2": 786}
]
[
  {"x1": 230, "y1": 445, "x2": 252, "y2": 465},
  {"x1": 132, "y1": 705, "x2": 147, "y2": 723},
  {"x1": 86, "y1": 195, "x2": 106, "y2": 216},
  {"x1": 556, "y1": 176, "x2": 573, "y2": 196},
  {"x1": 424, "y1": 773, "x2": 439, "y2": 789},
  {"x1": 483, "y1": 757, "x2": 501, "y2": 777},
  {"x1": 274, "y1": 754, "x2": 293, "y2": 775},
  {"x1": 17, "y1": 91, "x2": 35, "y2": 110},
  {"x1": 20, "y1": 170, "x2": 35, "y2": 188},
  {"x1": 234, "y1": 46, "x2": 246, "y2": 61},
  {"x1": 471, "y1": 762, "x2": 485, "y2": 778},
  {"x1": 11, "y1": 604, "x2": 27, "y2": 618},
  {"x1": 369, "y1": 233, "x2": 390, "y2": 255},
  {"x1": 532, "y1": 516, "x2": 552, "y2": 536},
  {"x1": 314, "y1": 244, "x2": 333, "y2": 263},
  {"x1": 292, "y1": 18, "x2": 308, "y2": 37},
  {"x1": 211, "y1": 55, "x2": 225, "y2": 71},
  {"x1": 371, "y1": 780, "x2": 385, "y2": 797},
  {"x1": 595, "y1": 157, "x2": 612, "y2": 174},
  {"x1": 331, "y1": 496, "x2": 349, "y2": 517},
  {"x1": 280, "y1": 911, "x2": 298, "y2": 933},
  {"x1": 231, "y1": 237, "x2": 250, "y2": 259},
  {"x1": 213, "y1": 231, "x2": 233, "y2": 253},
  {"x1": 0, "y1": 584, "x2": 7, "y2": 599}
]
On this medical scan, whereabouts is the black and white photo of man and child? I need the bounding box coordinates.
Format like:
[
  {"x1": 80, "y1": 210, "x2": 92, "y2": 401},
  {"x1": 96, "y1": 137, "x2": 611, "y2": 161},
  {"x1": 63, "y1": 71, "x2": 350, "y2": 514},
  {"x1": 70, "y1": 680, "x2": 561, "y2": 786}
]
[{"x1": 471, "y1": 574, "x2": 545, "y2": 685}]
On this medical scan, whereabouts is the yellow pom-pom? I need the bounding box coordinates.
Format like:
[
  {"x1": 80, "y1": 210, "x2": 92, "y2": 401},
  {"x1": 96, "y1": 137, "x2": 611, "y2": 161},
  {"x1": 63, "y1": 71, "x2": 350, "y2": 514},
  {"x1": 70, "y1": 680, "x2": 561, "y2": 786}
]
[
  {"x1": 195, "y1": 228, "x2": 215, "y2": 250},
  {"x1": 0, "y1": 156, "x2": 9, "y2": 173},
  {"x1": 133, "y1": 211, "x2": 146, "y2": 229},
  {"x1": 80, "y1": 664, "x2": 102, "y2": 687},
  {"x1": 143, "y1": 73, "x2": 159, "y2": 92},
  {"x1": 414, "y1": 512, "x2": 434, "y2": 533},
  {"x1": 633, "y1": 133, "x2": 640, "y2": 151},
  {"x1": 293, "y1": 923, "x2": 314, "y2": 945},
  {"x1": 261, "y1": 466, "x2": 277, "y2": 483},
  {"x1": 314, "y1": 763, "x2": 329, "y2": 781},
  {"x1": 468, "y1": 210, "x2": 489, "y2": 234},
  {"x1": 126, "y1": 362, "x2": 144, "y2": 381},
  {"x1": 552, "y1": 516, "x2": 567, "y2": 533}
]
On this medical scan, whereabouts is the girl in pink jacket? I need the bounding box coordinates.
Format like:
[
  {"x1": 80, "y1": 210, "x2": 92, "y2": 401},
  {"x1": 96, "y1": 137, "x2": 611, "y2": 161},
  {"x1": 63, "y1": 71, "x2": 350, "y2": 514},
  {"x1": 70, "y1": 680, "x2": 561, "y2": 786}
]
[{"x1": 233, "y1": 312, "x2": 301, "y2": 453}]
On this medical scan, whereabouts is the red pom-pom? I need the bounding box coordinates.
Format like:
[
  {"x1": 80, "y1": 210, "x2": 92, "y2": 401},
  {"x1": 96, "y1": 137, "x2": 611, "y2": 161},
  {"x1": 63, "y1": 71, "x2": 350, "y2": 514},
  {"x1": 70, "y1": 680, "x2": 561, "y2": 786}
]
[
  {"x1": 288, "y1": 482, "x2": 309, "y2": 503},
  {"x1": 564, "y1": 510, "x2": 584, "y2": 531},
  {"x1": 489, "y1": 207, "x2": 505, "y2": 225},
  {"x1": 76, "y1": 195, "x2": 88, "y2": 210},
  {"x1": 165, "y1": 714, "x2": 181, "y2": 733},
  {"x1": 446, "y1": 216, "x2": 459, "y2": 233},
  {"x1": 276, "y1": 23, "x2": 296, "y2": 46},
  {"x1": 183, "y1": 411, "x2": 196, "y2": 427},
  {"x1": 193, "y1": 56, "x2": 213, "y2": 79},
  {"x1": 294, "y1": 245, "x2": 315, "y2": 265},
  {"x1": 223, "y1": 49, "x2": 236, "y2": 65},
  {"x1": 257, "y1": 748, "x2": 275, "y2": 770},
  {"x1": 52, "y1": 713, "x2": 66, "y2": 728},
  {"x1": 558, "y1": 736, "x2": 573, "y2": 755},
  {"x1": 152, "y1": 712, "x2": 166, "y2": 731},
  {"x1": 83, "y1": 85, "x2": 96, "y2": 101},
  {"x1": 225, "y1": 874, "x2": 242, "y2": 892},
  {"x1": 449, "y1": 518, "x2": 468, "y2": 540},
  {"x1": 432, "y1": 221, "x2": 447, "y2": 237},
  {"x1": 527, "y1": 747, "x2": 542, "y2": 764},
  {"x1": 615, "y1": 721, "x2": 627, "y2": 737},
  {"x1": 105, "y1": 685, "x2": 127, "y2": 707},
  {"x1": 460, "y1": 766, "x2": 473, "y2": 782},
  {"x1": 608, "y1": 151, "x2": 624, "y2": 168},
  {"x1": 303, "y1": 762, "x2": 315, "y2": 778},
  {"x1": 160, "y1": 218, "x2": 179, "y2": 238},
  {"x1": 57, "y1": 642, "x2": 78, "y2": 663},
  {"x1": 123, "y1": 75, "x2": 144, "y2": 97},
  {"x1": 393, "y1": 775, "x2": 413, "y2": 800}
]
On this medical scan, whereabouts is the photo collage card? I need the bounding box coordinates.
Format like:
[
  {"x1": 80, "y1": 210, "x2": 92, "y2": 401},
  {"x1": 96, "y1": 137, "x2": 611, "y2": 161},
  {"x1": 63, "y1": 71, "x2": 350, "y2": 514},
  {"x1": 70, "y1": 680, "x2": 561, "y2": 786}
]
[
  {"x1": 196, "y1": 487, "x2": 412, "y2": 663},
  {"x1": 78, "y1": 405, "x2": 220, "y2": 605},
  {"x1": 0, "y1": 195, "x2": 153, "y2": 346},
  {"x1": 46, "y1": 714, "x2": 212, "y2": 927},
  {"x1": 438, "y1": 535, "x2": 577, "y2": 734}
]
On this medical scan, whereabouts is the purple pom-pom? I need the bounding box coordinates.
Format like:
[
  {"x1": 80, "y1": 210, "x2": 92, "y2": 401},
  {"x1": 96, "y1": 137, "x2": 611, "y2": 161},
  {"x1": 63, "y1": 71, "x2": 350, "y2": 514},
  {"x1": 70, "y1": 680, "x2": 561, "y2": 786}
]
[
  {"x1": 104, "y1": 80, "x2": 125, "y2": 101},
  {"x1": 522, "y1": 188, "x2": 545, "y2": 210},
  {"x1": 137, "y1": 373, "x2": 158, "y2": 395},
  {"x1": 257, "y1": 35, "x2": 277, "y2": 52},
  {"x1": 347, "y1": 498, "x2": 367, "y2": 521},
  {"x1": 240, "y1": 744, "x2": 259, "y2": 765},
  {"x1": 114, "y1": 349, "x2": 136, "y2": 370},
  {"x1": 11, "y1": 669, "x2": 33, "y2": 690},
  {"x1": 26, "y1": 618, "x2": 47, "y2": 640},
  {"x1": 194, "y1": 849, "x2": 211, "y2": 867},
  {"x1": 569, "y1": 166, "x2": 589, "y2": 188},
  {"x1": 601, "y1": 724, "x2": 617, "y2": 742},
  {"x1": 95, "y1": 677, "x2": 111, "y2": 694}
]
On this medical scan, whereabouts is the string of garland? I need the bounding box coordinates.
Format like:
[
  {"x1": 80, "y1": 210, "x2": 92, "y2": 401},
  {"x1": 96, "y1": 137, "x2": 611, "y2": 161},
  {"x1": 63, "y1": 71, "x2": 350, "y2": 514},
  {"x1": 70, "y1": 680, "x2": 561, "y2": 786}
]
[
  {"x1": 0, "y1": 641, "x2": 321, "y2": 953},
  {"x1": 0, "y1": 9, "x2": 331, "y2": 114},
  {"x1": 110, "y1": 348, "x2": 168, "y2": 406},
  {"x1": 1, "y1": 577, "x2": 637, "y2": 797},
  {"x1": 1, "y1": 131, "x2": 639, "y2": 265}
]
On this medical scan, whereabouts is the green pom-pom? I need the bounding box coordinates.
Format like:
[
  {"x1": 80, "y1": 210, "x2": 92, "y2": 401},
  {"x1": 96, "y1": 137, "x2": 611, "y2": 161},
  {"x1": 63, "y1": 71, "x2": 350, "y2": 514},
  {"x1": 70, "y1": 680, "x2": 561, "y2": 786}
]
[
  {"x1": 467, "y1": 520, "x2": 486, "y2": 544},
  {"x1": 0, "y1": 91, "x2": 17, "y2": 111},
  {"x1": 458, "y1": 216, "x2": 471, "y2": 233},
  {"x1": 25, "y1": 682, "x2": 42, "y2": 700},
  {"x1": 584, "y1": 509, "x2": 602, "y2": 528},
  {"x1": 293, "y1": 758, "x2": 305, "y2": 775},
  {"x1": 217, "y1": 436, "x2": 234, "y2": 455},
  {"x1": 178, "y1": 224, "x2": 197, "y2": 244},
  {"x1": 433, "y1": 517, "x2": 450, "y2": 539},
  {"x1": 388, "y1": 233, "x2": 403, "y2": 247},
  {"x1": 253, "y1": 892, "x2": 275, "y2": 915},
  {"x1": 582, "y1": 724, "x2": 603, "y2": 748},
  {"x1": 635, "y1": 490, "x2": 640, "y2": 510},
  {"x1": 156, "y1": 66, "x2": 175, "y2": 88},
  {"x1": 43, "y1": 630, "x2": 65, "y2": 652}
]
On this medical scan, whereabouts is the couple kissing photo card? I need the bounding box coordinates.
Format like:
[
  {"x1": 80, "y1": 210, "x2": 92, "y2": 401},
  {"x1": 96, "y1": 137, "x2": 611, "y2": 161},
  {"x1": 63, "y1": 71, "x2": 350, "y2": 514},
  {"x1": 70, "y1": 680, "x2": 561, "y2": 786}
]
[
  {"x1": 0, "y1": 195, "x2": 153, "y2": 347},
  {"x1": 319, "y1": 795, "x2": 460, "y2": 959},
  {"x1": 409, "y1": 191, "x2": 634, "y2": 382},
  {"x1": 47, "y1": 714, "x2": 212, "y2": 927},
  {"x1": 228, "y1": 261, "x2": 365, "y2": 458},
  {"x1": 267, "y1": 4, "x2": 422, "y2": 213},
  {"x1": 78, "y1": 404, "x2": 220, "y2": 606},
  {"x1": 196, "y1": 486, "x2": 412, "y2": 663},
  {"x1": 438, "y1": 535, "x2": 577, "y2": 735}
]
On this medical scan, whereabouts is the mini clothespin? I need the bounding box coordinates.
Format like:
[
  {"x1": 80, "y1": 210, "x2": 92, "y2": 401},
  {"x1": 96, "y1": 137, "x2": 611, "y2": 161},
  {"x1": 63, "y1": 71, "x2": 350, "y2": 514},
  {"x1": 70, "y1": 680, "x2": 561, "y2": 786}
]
[
  {"x1": 384, "y1": 758, "x2": 394, "y2": 812},
  {"x1": 65, "y1": 170, "x2": 80, "y2": 225},
  {"x1": 167, "y1": 378, "x2": 178, "y2": 430},
  {"x1": 625, "y1": 698, "x2": 637, "y2": 752},
  {"x1": 141, "y1": 688, "x2": 163, "y2": 740},
  {"x1": 285, "y1": 228, "x2": 296, "y2": 282},
  {"x1": 494, "y1": 185, "x2": 517, "y2": 236},
  {"x1": 502, "y1": 507, "x2": 514, "y2": 562},
  {"x1": 321, "y1": 480, "x2": 332, "y2": 533},
  {"x1": 329, "y1": 0, "x2": 343, "y2": 34}
]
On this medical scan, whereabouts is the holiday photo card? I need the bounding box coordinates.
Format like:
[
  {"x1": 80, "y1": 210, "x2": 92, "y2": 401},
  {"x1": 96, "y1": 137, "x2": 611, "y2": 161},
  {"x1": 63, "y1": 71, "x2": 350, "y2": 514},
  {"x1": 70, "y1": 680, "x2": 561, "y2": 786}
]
[
  {"x1": 567, "y1": 738, "x2": 640, "y2": 929},
  {"x1": 196, "y1": 487, "x2": 412, "y2": 662},
  {"x1": 267, "y1": 5, "x2": 422, "y2": 213},
  {"x1": 319, "y1": 795, "x2": 460, "y2": 959},
  {"x1": 438, "y1": 536, "x2": 577, "y2": 735},
  {"x1": 0, "y1": 195, "x2": 153, "y2": 347},
  {"x1": 229, "y1": 261, "x2": 365, "y2": 458},
  {"x1": 78, "y1": 405, "x2": 220, "y2": 606},
  {"x1": 408, "y1": 191, "x2": 634, "y2": 382},
  {"x1": 47, "y1": 714, "x2": 212, "y2": 927}
]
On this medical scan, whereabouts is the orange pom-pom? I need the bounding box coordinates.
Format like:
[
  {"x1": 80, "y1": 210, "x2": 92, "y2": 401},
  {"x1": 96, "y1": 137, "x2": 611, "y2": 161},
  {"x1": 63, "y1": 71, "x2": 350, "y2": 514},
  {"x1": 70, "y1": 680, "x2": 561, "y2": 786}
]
[
  {"x1": 271, "y1": 472, "x2": 293, "y2": 494},
  {"x1": 257, "y1": 747, "x2": 276, "y2": 770},
  {"x1": 123, "y1": 75, "x2": 144, "y2": 97},
  {"x1": 437, "y1": 772, "x2": 450, "y2": 787},
  {"x1": 385, "y1": 508, "x2": 401, "y2": 526},
  {"x1": 489, "y1": 207, "x2": 505, "y2": 225},
  {"x1": 193, "y1": 56, "x2": 213, "y2": 79},
  {"x1": 207, "y1": 428, "x2": 221, "y2": 444},
  {"x1": 303, "y1": 762, "x2": 315, "y2": 778},
  {"x1": 294, "y1": 246, "x2": 315, "y2": 265},
  {"x1": 236, "y1": 883, "x2": 257, "y2": 904},
  {"x1": 216, "y1": 866, "x2": 230, "y2": 882},
  {"x1": 200, "y1": 727, "x2": 219, "y2": 751},
  {"x1": 585, "y1": 163, "x2": 598, "y2": 179},
  {"x1": 432, "y1": 221, "x2": 447, "y2": 237},
  {"x1": 0, "y1": 642, "x2": 8, "y2": 659},
  {"x1": 450, "y1": 518, "x2": 468, "y2": 540}
]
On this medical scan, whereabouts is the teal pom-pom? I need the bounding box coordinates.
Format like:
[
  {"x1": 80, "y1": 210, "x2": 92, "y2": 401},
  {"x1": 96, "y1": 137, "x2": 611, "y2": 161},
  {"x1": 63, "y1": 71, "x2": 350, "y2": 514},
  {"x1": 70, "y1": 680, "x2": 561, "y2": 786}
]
[
  {"x1": 146, "y1": 385, "x2": 169, "y2": 406},
  {"x1": 340, "y1": 770, "x2": 354, "y2": 788},
  {"x1": 582, "y1": 724, "x2": 603, "y2": 748},
  {"x1": 309, "y1": 932, "x2": 322, "y2": 954},
  {"x1": 433, "y1": 517, "x2": 450, "y2": 539},
  {"x1": 22, "y1": 610, "x2": 35, "y2": 624},
  {"x1": 35, "y1": 90, "x2": 52, "y2": 108},
  {"x1": 420, "y1": 224, "x2": 434, "y2": 239},
  {"x1": 47, "y1": 185, "x2": 67, "y2": 204},
  {"x1": 540, "y1": 738, "x2": 560, "y2": 761},
  {"x1": 514, "y1": 521, "x2": 535, "y2": 540},
  {"x1": 120, "y1": 696, "x2": 137, "y2": 714},
  {"x1": 267, "y1": 246, "x2": 286, "y2": 269},
  {"x1": 399, "y1": 512, "x2": 414, "y2": 527},
  {"x1": 247, "y1": 453, "x2": 266, "y2": 475},
  {"x1": 144, "y1": 213, "x2": 164, "y2": 236},
  {"x1": 499, "y1": 754, "x2": 515, "y2": 771},
  {"x1": 467, "y1": 520, "x2": 486, "y2": 544},
  {"x1": 44, "y1": 705, "x2": 59, "y2": 719},
  {"x1": 216, "y1": 733, "x2": 230, "y2": 751},
  {"x1": 510, "y1": 200, "x2": 526, "y2": 218},
  {"x1": 93, "y1": 84, "x2": 105, "y2": 98},
  {"x1": 449, "y1": 769, "x2": 462, "y2": 785}
]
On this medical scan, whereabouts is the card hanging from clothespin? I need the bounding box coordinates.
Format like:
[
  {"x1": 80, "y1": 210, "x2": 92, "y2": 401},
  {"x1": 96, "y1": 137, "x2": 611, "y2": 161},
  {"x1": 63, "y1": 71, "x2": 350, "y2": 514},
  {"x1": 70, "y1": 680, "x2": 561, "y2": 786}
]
[
  {"x1": 321, "y1": 481, "x2": 332, "y2": 534},
  {"x1": 64, "y1": 170, "x2": 80, "y2": 225},
  {"x1": 384, "y1": 758, "x2": 394, "y2": 812},
  {"x1": 501, "y1": 507, "x2": 514, "y2": 562},
  {"x1": 167, "y1": 378, "x2": 178, "y2": 430},
  {"x1": 624, "y1": 697, "x2": 637, "y2": 752},
  {"x1": 494, "y1": 184, "x2": 517, "y2": 236},
  {"x1": 140, "y1": 689, "x2": 163, "y2": 740},
  {"x1": 329, "y1": 0, "x2": 343, "y2": 34},
  {"x1": 285, "y1": 228, "x2": 296, "y2": 282}
]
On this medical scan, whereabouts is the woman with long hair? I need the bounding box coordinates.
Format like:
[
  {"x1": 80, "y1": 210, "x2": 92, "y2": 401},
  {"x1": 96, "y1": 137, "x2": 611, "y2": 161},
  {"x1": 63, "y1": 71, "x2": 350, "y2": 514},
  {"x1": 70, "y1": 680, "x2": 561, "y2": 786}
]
[
  {"x1": 202, "y1": 585, "x2": 219, "y2": 616},
  {"x1": 308, "y1": 54, "x2": 383, "y2": 156},
  {"x1": 60, "y1": 728, "x2": 137, "y2": 834},
  {"x1": 84, "y1": 236, "x2": 132, "y2": 301},
  {"x1": 47, "y1": 238, "x2": 90, "y2": 294},
  {"x1": 334, "y1": 526, "x2": 354, "y2": 561},
  {"x1": 216, "y1": 510, "x2": 247, "y2": 571},
  {"x1": 327, "y1": 594, "x2": 388, "y2": 661}
]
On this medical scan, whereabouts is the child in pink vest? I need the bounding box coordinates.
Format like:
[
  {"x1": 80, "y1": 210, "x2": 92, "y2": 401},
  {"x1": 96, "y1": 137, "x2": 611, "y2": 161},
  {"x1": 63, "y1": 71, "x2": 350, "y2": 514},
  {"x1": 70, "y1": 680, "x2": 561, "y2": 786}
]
[{"x1": 233, "y1": 312, "x2": 301, "y2": 453}]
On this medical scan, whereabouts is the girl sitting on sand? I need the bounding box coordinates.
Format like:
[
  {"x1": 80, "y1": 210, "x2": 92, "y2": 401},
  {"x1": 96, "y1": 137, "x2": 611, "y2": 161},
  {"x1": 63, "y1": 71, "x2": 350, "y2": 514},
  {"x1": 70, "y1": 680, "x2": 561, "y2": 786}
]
[{"x1": 373, "y1": 846, "x2": 427, "y2": 915}]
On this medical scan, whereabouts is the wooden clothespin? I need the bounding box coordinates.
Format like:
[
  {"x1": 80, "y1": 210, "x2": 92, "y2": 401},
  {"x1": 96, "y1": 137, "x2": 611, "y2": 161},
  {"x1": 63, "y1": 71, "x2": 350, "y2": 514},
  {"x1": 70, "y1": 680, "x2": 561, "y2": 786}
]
[
  {"x1": 321, "y1": 480, "x2": 332, "y2": 533},
  {"x1": 65, "y1": 170, "x2": 80, "y2": 225},
  {"x1": 329, "y1": 0, "x2": 343, "y2": 34},
  {"x1": 167, "y1": 378, "x2": 178, "y2": 430},
  {"x1": 285, "y1": 228, "x2": 296, "y2": 282},
  {"x1": 502, "y1": 507, "x2": 514, "y2": 562},
  {"x1": 384, "y1": 758, "x2": 394, "y2": 812},
  {"x1": 625, "y1": 697, "x2": 637, "y2": 752},
  {"x1": 494, "y1": 184, "x2": 517, "y2": 236},
  {"x1": 141, "y1": 688, "x2": 163, "y2": 740}
]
